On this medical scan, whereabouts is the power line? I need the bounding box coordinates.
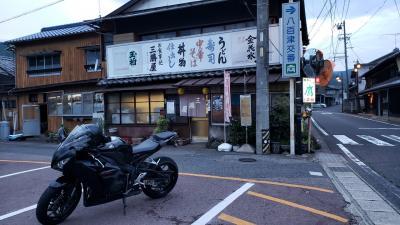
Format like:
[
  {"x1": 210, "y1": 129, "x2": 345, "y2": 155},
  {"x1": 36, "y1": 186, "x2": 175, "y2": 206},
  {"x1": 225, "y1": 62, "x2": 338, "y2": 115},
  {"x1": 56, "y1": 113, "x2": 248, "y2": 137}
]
[
  {"x1": 309, "y1": 3, "x2": 334, "y2": 41},
  {"x1": 308, "y1": 0, "x2": 329, "y2": 35},
  {"x1": 344, "y1": 0, "x2": 351, "y2": 20},
  {"x1": 0, "y1": 0, "x2": 64, "y2": 24},
  {"x1": 351, "y1": 0, "x2": 388, "y2": 37},
  {"x1": 394, "y1": 0, "x2": 400, "y2": 18}
]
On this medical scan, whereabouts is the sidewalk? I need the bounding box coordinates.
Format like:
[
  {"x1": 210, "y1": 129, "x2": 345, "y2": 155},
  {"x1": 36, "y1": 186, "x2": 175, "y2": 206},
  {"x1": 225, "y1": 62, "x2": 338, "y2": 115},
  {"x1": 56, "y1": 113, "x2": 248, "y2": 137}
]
[
  {"x1": 355, "y1": 113, "x2": 400, "y2": 125},
  {"x1": 314, "y1": 129, "x2": 400, "y2": 225}
]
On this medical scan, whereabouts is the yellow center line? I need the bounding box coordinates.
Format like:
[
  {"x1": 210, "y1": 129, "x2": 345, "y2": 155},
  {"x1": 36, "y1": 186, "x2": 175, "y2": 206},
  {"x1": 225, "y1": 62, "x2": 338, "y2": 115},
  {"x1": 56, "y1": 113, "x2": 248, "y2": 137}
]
[
  {"x1": 247, "y1": 191, "x2": 348, "y2": 223},
  {"x1": 0, "y1": 159, "x2": 51, "y2": 165},
  {"x1": 218, "y1": 213, "x2": 256, "y2": 225},
  {"x1": 179, "y1": 172, "x2": 334, "y2": 193}
]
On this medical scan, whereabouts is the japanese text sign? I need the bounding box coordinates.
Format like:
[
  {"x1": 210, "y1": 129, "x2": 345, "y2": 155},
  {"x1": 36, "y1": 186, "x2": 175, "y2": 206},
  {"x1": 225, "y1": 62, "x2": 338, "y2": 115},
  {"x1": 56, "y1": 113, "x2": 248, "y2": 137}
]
[
  {"x1": 302, "y1": 78, "x2": 316, "y2": 103},
  {"x1": 106, "y1": 26, "x2": 280, "y2": 79},
  {"x1": 282, "y1": 2, "x2": 300, "y2": 78}
]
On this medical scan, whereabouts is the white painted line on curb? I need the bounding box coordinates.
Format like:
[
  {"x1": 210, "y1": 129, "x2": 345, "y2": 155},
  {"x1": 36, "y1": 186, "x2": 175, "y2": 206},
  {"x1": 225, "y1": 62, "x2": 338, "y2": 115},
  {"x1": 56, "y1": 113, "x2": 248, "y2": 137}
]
[
  {"x1": 309, "y1": 171, "x2": 323, "y2": 177},
  {"x1": 357, "y1": 135, "x2": 394, "y2": 146},
  {"x1": 337, "y1": 144, "x2": 366, "y2": 166},
  {"x1": 191, "y1": 183, "x2": 254, "y2": 225},
  {"x1": 359, "y1": 128, "x2": 400, "y2": 130},
  {"x1": 311, "y1": 117, "x2": 329, "y2": 136},
  {"x1": 333, "y1": 135, "x2": 360, "y2": 145},
  {"x1": 0, "y1": 204, "x2": 37, "y2": 221},
  {"x1": 382, "y1": 135, "x2": 400, "y2": 143},
  {"x1": 0, "y1": 166, "x2": 50, "y2": 179}
]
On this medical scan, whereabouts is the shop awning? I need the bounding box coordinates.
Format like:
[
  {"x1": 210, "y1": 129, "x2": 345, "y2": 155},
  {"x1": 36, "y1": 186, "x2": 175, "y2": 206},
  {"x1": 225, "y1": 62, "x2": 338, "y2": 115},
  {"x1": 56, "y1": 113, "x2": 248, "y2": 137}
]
[
  {"x1": 174, "y1": 73, "x2": 284, "y2": 87},
  {"x1": 359, "y1": 77, "x2": 400, "y2": 95},
  {"x1": 98, "y1": 66, "x2": 282, "y2": 87}
]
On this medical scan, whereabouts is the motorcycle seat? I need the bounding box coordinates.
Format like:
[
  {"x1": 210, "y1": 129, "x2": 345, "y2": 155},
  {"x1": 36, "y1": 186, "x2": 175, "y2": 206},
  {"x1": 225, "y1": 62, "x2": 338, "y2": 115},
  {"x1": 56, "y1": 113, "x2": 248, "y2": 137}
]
[
  {"x1": 152, "y1": 131, "x2": 177, "y2": 142},
  {"x1": 131, "y1": 138, "x2": 160, "y2": 154}
]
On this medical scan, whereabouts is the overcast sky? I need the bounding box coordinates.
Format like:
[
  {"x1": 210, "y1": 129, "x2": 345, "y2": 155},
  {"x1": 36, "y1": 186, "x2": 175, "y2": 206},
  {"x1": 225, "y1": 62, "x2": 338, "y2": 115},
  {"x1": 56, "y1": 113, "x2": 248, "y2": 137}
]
[{"x1": 0, "y1": 0, "x2": 399, "y2": 71}]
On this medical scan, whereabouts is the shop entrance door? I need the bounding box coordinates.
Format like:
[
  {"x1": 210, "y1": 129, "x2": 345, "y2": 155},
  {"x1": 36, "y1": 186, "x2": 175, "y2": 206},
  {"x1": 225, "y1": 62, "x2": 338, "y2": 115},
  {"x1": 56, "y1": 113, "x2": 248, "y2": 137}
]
[
  {"x1": 22, "y1": 105, "x2": 40, "y2": 136},
  {"x1": 191, "y1": 117, "x2": 208, "y2": 142}
]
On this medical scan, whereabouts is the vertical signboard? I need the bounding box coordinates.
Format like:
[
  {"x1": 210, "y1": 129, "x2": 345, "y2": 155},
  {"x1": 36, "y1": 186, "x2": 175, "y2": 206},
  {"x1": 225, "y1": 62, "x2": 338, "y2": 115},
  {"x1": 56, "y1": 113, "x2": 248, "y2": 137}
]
[
  {"x1": 224, "y1": 71, "x2": 231, "y2": 122},
  {"x1": 282, "y1": 2, "x2": 300, "y2": 78},
  {"x1": 302, "y1": 78, "x2": 316, "y2": 103},
  {"x1": 240, "y1": 95, "x2": 252, "y2": 126}
]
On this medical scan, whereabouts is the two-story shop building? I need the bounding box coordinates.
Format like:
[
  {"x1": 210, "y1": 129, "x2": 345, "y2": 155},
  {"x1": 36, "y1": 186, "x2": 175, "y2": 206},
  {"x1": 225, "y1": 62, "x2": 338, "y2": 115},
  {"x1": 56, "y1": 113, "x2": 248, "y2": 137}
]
[
  {"x1": 94, "y1": 0, "x2": 309, "y2": 143},
  {"x1": 7, "y1": 22, "x2": 104, "y2": 135}
]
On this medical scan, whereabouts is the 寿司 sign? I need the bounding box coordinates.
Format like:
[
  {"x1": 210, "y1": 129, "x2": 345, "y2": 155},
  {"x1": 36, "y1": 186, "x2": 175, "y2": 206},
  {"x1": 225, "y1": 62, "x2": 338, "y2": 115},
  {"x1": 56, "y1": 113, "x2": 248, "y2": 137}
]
[{"x1": 106, "y1": 26, "x2": 280, "y2": 79}]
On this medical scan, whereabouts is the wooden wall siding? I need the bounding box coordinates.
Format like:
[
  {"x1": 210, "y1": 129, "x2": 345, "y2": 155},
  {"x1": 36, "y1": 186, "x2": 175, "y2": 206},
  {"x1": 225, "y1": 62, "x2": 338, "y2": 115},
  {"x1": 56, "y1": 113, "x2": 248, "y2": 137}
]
[
  {"x1": 15, "y1": 34, "x2": 103, "y2": 89},
  {"x1": 48, "y1": 116, "x2": 62, "y2": 133}
]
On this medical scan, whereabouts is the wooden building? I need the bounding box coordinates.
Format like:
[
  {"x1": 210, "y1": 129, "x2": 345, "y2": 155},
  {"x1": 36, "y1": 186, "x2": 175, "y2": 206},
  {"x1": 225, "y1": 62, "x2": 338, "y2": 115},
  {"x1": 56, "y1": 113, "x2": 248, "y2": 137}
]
[
  {"x1": 358, "y1": 48, "x2": 400, "y2": 122},
  {"x1": 92, "y1": 0, "x2": 309, "y2": 144},
  {"x1": 0, "y1": 43, "x2": 16, "y2": 130},
  {"x1": 6, "y1": 22, "x2": 104, "y2": 135}
]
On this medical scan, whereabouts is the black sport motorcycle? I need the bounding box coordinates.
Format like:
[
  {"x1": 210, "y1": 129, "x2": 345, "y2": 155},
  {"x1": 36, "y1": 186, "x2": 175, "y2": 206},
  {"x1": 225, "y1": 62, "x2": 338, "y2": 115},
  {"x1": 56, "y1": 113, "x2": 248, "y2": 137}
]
[{"x1": 36, "y1": 124, "x2": 178, "y2": 225}]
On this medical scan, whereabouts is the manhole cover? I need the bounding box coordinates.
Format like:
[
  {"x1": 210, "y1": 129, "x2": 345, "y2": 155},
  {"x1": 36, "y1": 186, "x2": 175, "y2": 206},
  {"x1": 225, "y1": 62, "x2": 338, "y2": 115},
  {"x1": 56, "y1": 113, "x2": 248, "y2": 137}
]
[{"x1": 238, "y1": 158, "x2": 257, "y2": 162}]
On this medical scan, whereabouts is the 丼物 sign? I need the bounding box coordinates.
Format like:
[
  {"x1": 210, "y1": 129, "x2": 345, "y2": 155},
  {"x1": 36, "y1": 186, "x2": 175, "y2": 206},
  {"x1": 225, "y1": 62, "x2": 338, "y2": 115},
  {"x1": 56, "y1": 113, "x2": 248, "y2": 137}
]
[
  {"x1": 106, "y1": 26, "x2": 280, "y2": 79},
  {"x1": 302, "y1": 78, "x2": 316, "y2": 103},
  {"x1": 282, "y1": 2, "x2": 300, "y2": 78}
]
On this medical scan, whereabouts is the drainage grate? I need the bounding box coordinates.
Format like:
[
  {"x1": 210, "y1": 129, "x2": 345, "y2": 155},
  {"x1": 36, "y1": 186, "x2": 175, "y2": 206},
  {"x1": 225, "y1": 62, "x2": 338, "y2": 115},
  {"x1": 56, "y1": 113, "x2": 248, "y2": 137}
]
[{"x1": 238, "y1": 158, "x2": 257, "y2": 162}]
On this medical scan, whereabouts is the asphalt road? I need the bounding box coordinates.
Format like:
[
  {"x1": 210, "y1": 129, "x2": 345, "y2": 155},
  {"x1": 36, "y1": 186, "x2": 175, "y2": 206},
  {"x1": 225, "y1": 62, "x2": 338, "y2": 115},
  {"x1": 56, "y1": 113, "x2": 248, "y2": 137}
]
[
  {"x1": 312, "y1": 105, "x2": 400, "y2": 211},
  {"x1": 0, "y1": 140, "x2": 352, "y2": 225}
]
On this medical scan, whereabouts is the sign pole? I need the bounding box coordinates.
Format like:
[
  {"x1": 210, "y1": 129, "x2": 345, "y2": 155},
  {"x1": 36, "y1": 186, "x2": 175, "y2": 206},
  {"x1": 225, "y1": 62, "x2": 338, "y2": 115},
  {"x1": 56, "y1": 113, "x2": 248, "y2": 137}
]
[
  {"x1": 290, "y1": 79, "x2": 295, "y2": 155},
  {"x1": 283, "y1": 0, "x2": 300, "y2": 155}
]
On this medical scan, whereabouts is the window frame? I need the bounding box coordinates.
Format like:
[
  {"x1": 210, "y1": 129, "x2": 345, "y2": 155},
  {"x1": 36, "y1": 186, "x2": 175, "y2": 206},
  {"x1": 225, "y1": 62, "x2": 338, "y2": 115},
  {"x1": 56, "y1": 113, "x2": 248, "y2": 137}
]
[
  {"x1": 106, "y1": 91, "x2": 165, "y2": 125},
  {"x1": 26, "y1": 53, "x2": 62, "y2": 77},
  {"x1": 62, "y1": 92, "x2": 94, "y2": 117},
  {"x1": 84, "y1": 47, "x2": 101, "y2": 72}
]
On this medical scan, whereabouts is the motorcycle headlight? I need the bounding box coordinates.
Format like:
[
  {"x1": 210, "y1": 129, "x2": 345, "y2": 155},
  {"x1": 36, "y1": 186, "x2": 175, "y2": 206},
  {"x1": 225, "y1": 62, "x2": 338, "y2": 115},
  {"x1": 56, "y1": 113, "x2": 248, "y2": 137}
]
[{"x1": 56, "y1": 158, "x2": 71, "y2": 170}]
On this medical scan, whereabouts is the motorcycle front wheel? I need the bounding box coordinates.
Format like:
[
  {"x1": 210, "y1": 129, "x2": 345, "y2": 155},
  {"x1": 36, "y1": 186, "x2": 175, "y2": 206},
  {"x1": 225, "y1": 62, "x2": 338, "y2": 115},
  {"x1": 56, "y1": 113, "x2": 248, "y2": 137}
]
[
  {"x1": 36, "y1": 182, "x2": 81, "y2": 225},
  {"x1": 142, "y1": 157, "x2": 178, "y2": 199}
]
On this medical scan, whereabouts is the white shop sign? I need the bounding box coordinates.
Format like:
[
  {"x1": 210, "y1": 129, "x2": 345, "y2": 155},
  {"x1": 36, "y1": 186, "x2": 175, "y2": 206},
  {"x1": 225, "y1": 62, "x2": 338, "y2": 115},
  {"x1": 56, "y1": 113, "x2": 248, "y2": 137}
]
[{"x1": 106, "y1": 26, "x2": 280, "y2": 79}]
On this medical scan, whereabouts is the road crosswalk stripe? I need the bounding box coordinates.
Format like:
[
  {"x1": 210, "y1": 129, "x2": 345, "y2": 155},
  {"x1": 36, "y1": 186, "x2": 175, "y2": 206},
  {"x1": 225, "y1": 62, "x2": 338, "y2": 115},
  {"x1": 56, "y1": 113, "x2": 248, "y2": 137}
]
[
  {"x1": 333, "y1": 135, "x2": 359, "y2": 145},
  {"x1": 382, "y1": 135, "x2": 400, "y2": 143},
  {"x1": 357, "y1": 135, "x2": 394, "y2": 146}
]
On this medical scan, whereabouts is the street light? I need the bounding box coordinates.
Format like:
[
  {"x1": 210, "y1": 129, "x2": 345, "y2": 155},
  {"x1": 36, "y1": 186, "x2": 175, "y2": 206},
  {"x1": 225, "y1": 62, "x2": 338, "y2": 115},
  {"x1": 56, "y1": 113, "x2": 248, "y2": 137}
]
[
  {"x1": 354, "y1": 60, "x2": 362, "y2": 112},
  {"x1": 336, "y1": 76, "x2": 344, "y2": 112}
]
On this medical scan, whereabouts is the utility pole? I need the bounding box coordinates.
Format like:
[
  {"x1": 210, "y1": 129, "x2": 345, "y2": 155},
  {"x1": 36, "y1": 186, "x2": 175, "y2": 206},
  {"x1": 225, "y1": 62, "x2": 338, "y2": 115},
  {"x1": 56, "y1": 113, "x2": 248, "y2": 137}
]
[
  {"x1": 256, "y1": 0, "x2": 270, "y2": 154},
  {"x1": 337, "y1": 21, "x2": 349, "y2": 111}
]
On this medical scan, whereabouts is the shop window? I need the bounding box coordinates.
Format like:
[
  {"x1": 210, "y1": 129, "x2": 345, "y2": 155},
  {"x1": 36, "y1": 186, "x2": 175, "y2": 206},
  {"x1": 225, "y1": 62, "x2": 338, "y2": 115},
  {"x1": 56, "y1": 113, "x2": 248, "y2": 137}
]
[
  {"x1": 211, "y1": 94, "x2": 224, "y2": 123},
  {"x1": 211, "y1": 93, "x2": 256, "y2": 124},
  {"x1": 63, "y1": 92, "x2": 94, "y2": 116},
  {"x1": 27, "y1": 53, "x2": 61, "y2": 76},
  {"x1": 106, "y1": 92, "x2": 164, "y2": 125},
  {"x1": 85, "y1": 48, "x2": 101, "y2": 72},
  {"x1": 47, "y1": 92, "x2": 62, "y2": 116}
]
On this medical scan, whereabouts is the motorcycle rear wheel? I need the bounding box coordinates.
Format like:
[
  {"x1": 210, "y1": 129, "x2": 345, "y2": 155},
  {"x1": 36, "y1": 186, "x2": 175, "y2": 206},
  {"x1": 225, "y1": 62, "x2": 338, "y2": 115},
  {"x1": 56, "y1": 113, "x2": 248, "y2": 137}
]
[
  {"x1": 142, "y1": 157, "x2": 178, "y2": 199},
  {"x1": 36, "y1": 182, "x2": 81, "y2": 225}
]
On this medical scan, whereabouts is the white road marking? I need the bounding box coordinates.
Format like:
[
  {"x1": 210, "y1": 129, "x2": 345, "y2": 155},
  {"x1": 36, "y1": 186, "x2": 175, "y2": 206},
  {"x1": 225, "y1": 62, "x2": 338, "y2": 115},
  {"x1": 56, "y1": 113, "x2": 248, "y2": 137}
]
[
  {"x1": 359, "y1": 128, "x2": 400, "y2": 130},
  {"x1": 337, "y1": 144, "x2": 366, "y2": 166},
  {"x1": 382, "y1": 135, "x2": 400, "y2": 143},
  {"x1": 0, "y1": 166, "x2": 50, "y2": 179},
  {"x1": 357, "y1": 135, "x2": 395, "y2": 146},
  {"x1": 311, "y1": 117, "x2": 329, "y2": 136},
  {"x1": 191, "y1": 183, "x2": 254, "y2": 225},
  {"x1": 0, "y1": 204, "x2": 37, "y2": 221},
  {"x1": 333, "y1": 135, "x2": 360, "y2": 145},
  {"x1": 345, "y1": 114, "x2": 400, "y2": 127},
  {"x1": 321, "y1": 112, "x2": 333, "y2": 115},
  {"x1": 309, "y1": 171, "x2": 323, "y2": 176}
]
